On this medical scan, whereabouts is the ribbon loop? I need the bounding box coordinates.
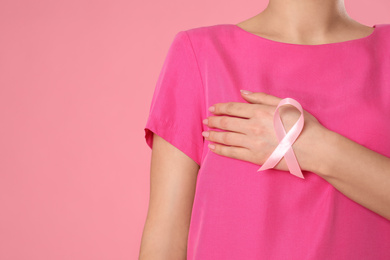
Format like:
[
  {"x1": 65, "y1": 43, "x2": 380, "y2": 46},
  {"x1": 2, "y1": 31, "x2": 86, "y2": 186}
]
[{"x1": 257, "y1": 98, "x2": 305, "y2": 179}]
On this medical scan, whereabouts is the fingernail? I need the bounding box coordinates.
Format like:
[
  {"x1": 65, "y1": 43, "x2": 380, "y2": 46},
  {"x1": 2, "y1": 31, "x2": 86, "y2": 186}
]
[
  {"x1": 203, "y1": 118, "x2": 208, "y2": 125},
  {"x1": 240, "y1": 89, "x2": 252, "y2": 95}
]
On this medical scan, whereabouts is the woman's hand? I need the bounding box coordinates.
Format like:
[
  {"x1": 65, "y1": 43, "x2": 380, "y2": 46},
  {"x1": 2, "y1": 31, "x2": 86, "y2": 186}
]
[{"x1": 202, "y1": 90, "x2": 328, "y2": 173}]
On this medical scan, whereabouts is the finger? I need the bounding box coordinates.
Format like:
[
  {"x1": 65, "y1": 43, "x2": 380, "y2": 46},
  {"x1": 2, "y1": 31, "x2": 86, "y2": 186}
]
[
  {"x1": 241, "y1": 91, "x2": 282, "y2": 106},
  {"x1": 207, "y1": 115, "x2": 250, "y2": 133},
  {"x1": 205, "y1": 130, "x2": 249, "y2": 147},
  {"x1": 211, "y1": 102, "x2": 263, "y2": 118},
  {"x1": 209, "y1": 142, "x2": 254, "y2": 162}
]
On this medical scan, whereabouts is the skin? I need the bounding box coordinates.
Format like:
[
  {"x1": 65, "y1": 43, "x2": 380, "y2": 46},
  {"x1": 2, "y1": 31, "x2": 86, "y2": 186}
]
[
  {"x1": 139, "y1": 1, "x2": 381, "y2": 259},
  {"x1": 204, "y1": 92, "x2": 390, "y2": 221},
  {"x1": 236, "y1": 0, "x2": 375, "y2": 46},
  {"x1": 139, "y1": 134, "x2": 198, "y2": 259}
]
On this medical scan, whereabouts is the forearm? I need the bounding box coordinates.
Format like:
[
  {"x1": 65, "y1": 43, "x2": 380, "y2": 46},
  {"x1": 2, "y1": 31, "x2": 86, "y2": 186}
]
[
  {"x1": 139, "y1": 216, "x2": 188, "y2": 260},
  {"x1": 313, "y1": 128, "x2": 390, "y2": 220}
]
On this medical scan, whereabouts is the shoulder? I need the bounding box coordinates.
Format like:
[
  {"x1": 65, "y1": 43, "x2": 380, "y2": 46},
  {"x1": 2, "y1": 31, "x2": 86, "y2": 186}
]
[
  {"x1": 374, "y1": 23, "x2": 390, "y2": 51},
  {"x1": 169, "y1": 24, "x2": 237, "y2": 61},
  {"x1": 376, "y1": 23, "x2": 390, "y2": 30},
  {"x1": 174, "y1": 23, "x2": 235, "y2": 46},
  {"x1": 375, "y1": 23, "x2": 390, "y2": 39}
]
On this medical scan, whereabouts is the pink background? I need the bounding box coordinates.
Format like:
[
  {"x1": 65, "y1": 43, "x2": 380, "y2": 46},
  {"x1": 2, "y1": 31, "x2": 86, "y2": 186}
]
[{"x1": 0, "y1": 0, "x2": 388, "y2": 259}]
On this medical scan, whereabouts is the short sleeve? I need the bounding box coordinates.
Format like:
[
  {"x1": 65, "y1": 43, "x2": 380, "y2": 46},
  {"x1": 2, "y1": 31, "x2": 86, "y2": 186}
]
[{"x1": 144, "y1": 30, "x2": 206, "y2": 166}]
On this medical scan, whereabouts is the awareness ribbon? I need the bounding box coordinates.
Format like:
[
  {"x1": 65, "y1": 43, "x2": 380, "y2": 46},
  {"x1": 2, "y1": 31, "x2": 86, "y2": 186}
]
[{"x1": 257, "y1": 97, "x2": 305, "y2": 179}]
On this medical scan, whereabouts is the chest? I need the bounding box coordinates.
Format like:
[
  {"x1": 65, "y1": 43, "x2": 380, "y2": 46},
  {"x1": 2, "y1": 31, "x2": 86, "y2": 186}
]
[{"x1": 203, "y1": 49, "x2": 390, "y2": 157}]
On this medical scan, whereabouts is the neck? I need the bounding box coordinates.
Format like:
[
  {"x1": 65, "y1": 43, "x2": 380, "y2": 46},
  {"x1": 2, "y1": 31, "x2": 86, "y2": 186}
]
[{"x1": 258, "y1": 0, "x2": 359, "y2": 42}]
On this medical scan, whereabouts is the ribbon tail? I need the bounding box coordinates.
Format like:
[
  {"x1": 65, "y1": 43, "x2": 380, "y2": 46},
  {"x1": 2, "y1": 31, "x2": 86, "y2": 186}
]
[{"x1": 285, "y1": 146, "x2": 305, "y2": 179}]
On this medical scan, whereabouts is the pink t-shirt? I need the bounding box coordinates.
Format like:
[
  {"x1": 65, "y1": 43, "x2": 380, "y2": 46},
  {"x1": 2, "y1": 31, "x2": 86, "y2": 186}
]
[{"x1": 144, "y1": 23, "x2": 390, "y2": 259}]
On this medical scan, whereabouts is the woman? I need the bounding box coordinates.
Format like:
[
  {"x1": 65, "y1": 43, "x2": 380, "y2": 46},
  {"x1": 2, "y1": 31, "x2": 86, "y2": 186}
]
[{"x1": 140, "y1": 0, "x2": 390, "y2": 259}]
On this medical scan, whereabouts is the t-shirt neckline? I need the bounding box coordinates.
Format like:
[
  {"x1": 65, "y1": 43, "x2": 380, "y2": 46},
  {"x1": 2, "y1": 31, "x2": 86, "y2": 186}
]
[{"x1": 231, "y1": 24, "x2": 378, "y2": 47}]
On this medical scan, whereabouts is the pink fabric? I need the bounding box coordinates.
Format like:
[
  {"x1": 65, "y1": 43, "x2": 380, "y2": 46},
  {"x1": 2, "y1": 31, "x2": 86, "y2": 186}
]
[{"x1": 144, "y1": 23, "x2": 390, "y2": 259}]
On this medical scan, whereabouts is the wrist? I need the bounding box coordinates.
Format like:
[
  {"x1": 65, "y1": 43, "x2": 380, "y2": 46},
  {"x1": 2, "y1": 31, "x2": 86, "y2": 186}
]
[
  {"x1": 311, "y1": 127, "x2": 340, "y2": 178},
  {"x1": 296, "y1": 124, "x2": 338, "y2": 177}
]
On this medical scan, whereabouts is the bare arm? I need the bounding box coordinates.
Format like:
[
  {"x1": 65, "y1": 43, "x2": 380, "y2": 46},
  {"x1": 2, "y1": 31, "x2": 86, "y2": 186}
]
[
  {"x1": 139, "y1": 133, "x2": 199, "y2": 260},
  {"x1": 314, "y1": 128, "x2": 390, "y2": 220}
]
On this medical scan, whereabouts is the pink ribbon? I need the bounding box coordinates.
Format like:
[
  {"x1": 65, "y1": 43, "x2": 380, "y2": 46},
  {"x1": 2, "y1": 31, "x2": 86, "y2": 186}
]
[{"x1": 257, "y1": 98, "x2": 305, "y2": 179}]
